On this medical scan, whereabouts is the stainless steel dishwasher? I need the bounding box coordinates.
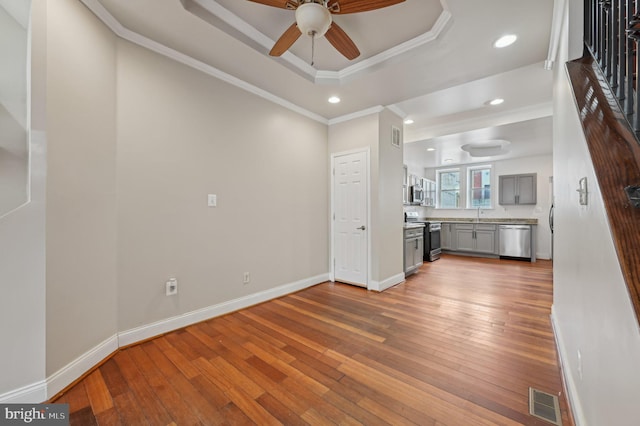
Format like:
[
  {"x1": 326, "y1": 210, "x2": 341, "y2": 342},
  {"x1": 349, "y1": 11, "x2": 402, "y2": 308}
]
[{"x1": 499, "y1": 225, "x2": 531, "y2": 259}]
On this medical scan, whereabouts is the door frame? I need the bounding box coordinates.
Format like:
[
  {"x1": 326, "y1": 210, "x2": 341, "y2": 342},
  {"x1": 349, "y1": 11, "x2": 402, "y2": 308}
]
[{"x1": 330, "y1": 148, "x2": 371, "y2": 289}]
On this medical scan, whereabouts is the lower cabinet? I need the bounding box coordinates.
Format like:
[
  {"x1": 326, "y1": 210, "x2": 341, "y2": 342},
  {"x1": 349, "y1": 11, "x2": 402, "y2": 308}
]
[
  {"x1": 454, "y1": 224, "x2": 475, "y2": 251},
  {"x1": 404, "y1": 228, "x2": 424, "y2": 276},
  {"x1": 475, "y1": 227, "x2": 497, "y2": 254},
  {"x1": 441, "y1": 223, "x2": 454, "y2": 250},
  {"x1": 451, "y1": 223, "x2": 498, "y2": 255}
]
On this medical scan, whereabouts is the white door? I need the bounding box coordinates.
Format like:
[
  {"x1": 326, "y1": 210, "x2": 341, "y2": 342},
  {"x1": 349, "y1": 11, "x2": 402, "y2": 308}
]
[{"x1": 333, "y1": 151, "x2": 368, "y2": 287}]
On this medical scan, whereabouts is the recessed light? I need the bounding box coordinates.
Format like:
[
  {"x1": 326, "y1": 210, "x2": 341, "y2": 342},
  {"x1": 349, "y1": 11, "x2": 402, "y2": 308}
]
[
  {"x1": 494, "y1": 34, "x2": 517, "y2": 48},
  {"x1": 404, "y1": 119, "x2": 414, "y2": 125},
  {"x1": 489, "y1": 98, "x2": 504, "y2": 106},
  {"x1": 328, "y1": 96, "x2": 341, "y2": 104},
  {"x1": 426, "y1": 148, "x2": 435, "y2": 152}
]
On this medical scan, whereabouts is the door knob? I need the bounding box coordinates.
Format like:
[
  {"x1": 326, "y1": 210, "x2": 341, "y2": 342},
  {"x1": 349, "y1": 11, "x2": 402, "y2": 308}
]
[{"x1": 357, "y1": 225, "x2": 366, "y2": 230}]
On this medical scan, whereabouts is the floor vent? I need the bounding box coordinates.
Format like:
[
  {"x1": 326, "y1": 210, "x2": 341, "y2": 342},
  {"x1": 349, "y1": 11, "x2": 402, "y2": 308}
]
[{"x1": 529, "y1": 387, "x2": 562, "y2": 425}]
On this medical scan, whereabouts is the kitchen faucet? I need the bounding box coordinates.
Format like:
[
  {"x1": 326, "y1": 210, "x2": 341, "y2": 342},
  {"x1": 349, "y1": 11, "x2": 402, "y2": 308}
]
[{"x1": 476, "y1": 206, "x2": 481, "y2": 222}]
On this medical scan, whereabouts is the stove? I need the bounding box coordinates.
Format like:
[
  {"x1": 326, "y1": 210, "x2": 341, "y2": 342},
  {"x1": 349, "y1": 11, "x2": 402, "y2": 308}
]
[
  {"x1": 405, "y1": 212, "x2": 441, "y2": 261},
  {"x1": 423, "y1": 221, "x2": 441, "y2": 261}
]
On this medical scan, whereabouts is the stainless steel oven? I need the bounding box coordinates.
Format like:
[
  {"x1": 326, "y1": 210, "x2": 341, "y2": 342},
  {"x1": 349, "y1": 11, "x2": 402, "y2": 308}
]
[{"x1": 423, "y1": 221, "x2": 441, "y2": 261}]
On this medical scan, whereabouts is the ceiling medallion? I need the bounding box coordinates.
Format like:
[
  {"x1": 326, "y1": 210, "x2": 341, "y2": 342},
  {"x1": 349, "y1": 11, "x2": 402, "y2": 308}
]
[{"x1": 461, "y1": 140, "x2": 511, "y2": 157}]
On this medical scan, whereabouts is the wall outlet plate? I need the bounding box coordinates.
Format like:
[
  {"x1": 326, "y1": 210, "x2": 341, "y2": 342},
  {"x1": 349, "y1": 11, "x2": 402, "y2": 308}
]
[{"x1": 166, "y1": 278, "x2": 178, "y2": 296}]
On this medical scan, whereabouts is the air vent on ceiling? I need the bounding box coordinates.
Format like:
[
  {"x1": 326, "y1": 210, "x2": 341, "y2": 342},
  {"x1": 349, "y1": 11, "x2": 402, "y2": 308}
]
[{"x1": 529, "y1": 387, "x2": 562, "y2": 425}]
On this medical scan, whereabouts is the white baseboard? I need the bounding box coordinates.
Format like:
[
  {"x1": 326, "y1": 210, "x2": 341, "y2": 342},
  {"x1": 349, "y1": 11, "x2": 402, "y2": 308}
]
[
  {"x1": 550, "y1": 307, "x2": 586, "y2": 426},
  {"x1": 0, "y1": 380, "x2": 47, "y2": 404},
  {"x1": 118, "y1": 273, "x2": 329, "y2": 347},
  {"x1": 5, "y1": 273, "x2": 328, "y2": 403},
  {"x1": 46, "y1": 334, "x2": 119, "y2": 399},
  {"x1": 368, "y1": 272, "x2": 405, "y2": 292}
]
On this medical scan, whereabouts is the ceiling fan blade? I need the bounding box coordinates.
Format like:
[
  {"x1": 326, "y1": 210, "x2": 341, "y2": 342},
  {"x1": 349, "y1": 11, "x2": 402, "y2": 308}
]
[
  {"x1": 325, "y1": 22, "x2": 360, "y2": 60},
  {"x1": 246, "y1": 0, "x2": 292, "y2": 9},
  {"x1": 328, "y1": 0, "x2": 405, "y2": 14},
  {"x1": 269, "y1": 22, "x2": 302, "y2": 56}
]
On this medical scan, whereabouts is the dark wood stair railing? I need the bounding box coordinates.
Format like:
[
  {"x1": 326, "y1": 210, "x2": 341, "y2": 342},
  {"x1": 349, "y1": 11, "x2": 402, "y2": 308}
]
[{"x1": 566, "y1": 0, "x2": 640, "y2": 326}]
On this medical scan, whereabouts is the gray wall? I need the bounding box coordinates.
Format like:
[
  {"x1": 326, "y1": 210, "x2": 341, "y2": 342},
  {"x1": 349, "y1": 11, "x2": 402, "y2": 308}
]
[
  {"x1": 328, "y1": 109, "x2": 404, "y2": 289},
  {"x1": 552, "y1": 1, "x2": 640, "y2": 424},
  {"x1": 0, "y1": 0, "x2": 45, "y2": 401},
  {"x1": 376, "y1": 109, "x2": 404, "y2": 282},
  {"x1": 2, "y1": 0, "x2": 329, "y2": 401},
  {"x1": 0, "y1": 3, "x2": 29, "y2": 215},
  {"x1": 116, "y1": 39, "x2": 329, "y2": 331},
  {"x1": 45, "y1": 0, "x2": 118, "y2": 376}
]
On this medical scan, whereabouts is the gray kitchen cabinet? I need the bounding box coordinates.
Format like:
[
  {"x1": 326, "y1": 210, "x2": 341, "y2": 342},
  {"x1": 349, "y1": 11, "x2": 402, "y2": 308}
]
[
  {"x1": 422, "y1": 178, "x2": 436, "y2": 207},
  {"x1": 475, "y1": 224, "x2": 497, "y2": 254},
  {"x1": 499, "y1": 174, "x2": 537, "y2": 205},
  {"x1": 441, "y1": 223, "x2": 455, "y2": 250},
  {"x1": 453, "y1": 223, "x2": 497, "y2": 254},
  {"x1": 454, "y1": 224, "x2": 475, "y2": 251},
  {"x1": 403, "y1": 165, "x2": 408, "y2": 204},
  {"x1": 404, "y1": 227, "x2": 424, "y2": 276}
]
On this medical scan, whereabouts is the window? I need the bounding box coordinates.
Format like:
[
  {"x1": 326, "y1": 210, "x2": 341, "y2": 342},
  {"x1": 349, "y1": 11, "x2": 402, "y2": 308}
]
[
  {"x1": 468, "y1": 165, "x2": 492, "y2": 208},
  {"x1": 437, "y1": 169, "x2": 460, "y2": 208}
]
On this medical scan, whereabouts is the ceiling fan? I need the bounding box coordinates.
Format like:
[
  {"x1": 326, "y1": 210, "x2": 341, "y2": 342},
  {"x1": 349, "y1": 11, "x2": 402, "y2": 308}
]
[{"x1": 247, "y1": 0, "x2": 406, "y2": 64}]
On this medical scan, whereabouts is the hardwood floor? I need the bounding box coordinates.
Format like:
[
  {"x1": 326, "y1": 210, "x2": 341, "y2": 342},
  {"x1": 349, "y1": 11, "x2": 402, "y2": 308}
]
[{"x1": 53, "y1": 255, "x2": 573, "y2": 425}]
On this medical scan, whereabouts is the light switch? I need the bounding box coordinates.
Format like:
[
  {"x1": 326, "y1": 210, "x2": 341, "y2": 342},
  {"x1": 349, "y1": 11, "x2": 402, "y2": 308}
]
[{"x1": 207, "y1": 194, "x2": 217, "y2": 207}]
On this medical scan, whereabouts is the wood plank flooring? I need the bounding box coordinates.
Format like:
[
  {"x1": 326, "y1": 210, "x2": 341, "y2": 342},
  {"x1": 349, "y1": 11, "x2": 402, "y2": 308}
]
[{"x1": 53, "y1": 255, "x2": 573, "y2": 425}]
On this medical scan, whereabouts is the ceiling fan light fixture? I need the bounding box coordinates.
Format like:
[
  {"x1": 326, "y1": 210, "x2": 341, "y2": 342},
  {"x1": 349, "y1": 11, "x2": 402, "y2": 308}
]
[{"x1": 295, "y1": 3, "x2": 332, "y2": 38}]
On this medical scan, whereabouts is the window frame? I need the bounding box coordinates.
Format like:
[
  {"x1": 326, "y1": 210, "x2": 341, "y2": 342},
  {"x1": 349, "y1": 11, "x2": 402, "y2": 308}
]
[
  {"x1": 436, "y1": 168, "x2": 461, "y2": 209},
  {"x1": 466, "y1": 164, "x2": 493, "y2": 209}
]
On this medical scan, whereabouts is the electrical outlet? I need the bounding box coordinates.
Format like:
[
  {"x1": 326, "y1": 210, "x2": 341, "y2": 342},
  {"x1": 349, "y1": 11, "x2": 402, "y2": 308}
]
[
  {"x1": 243, "y1": 272, "x2": 250, "y2": 285},
  {"x1": 166, "y1": 278, "x2": 178, "y2": 296}
]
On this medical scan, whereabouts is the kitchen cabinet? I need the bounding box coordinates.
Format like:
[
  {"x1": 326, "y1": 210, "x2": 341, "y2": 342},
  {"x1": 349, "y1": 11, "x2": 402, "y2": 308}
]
[
  {"x1": 404, "y1": 227, "x2": 424, "y2": 276},
  {"x1": 441, "y1": 223, "x2": 454, "y2": 250},
  {"x1": 422, "y1": 179, "x2": 436, "y2": 207},
  {"x1": 403, "y1": 165, "x2": 408, "y2": 204},
  {"x1": 475, "y1": 224, "x2": 498, "y2": 254},
  {"x1": 453, "y1": 223, "x2": 497, "y2": 254},
  {"x1": 454, "y1": 224, "x2": 474, "y2": 251},
  {"x1": 499, "y1": 174, "x2": 537, "y2": 205}
]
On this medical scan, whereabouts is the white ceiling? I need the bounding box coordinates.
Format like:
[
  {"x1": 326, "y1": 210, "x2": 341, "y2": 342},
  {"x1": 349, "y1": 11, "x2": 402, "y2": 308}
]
[{"x1": 83, "y1": 0, "x2": 556, "y2": 166}]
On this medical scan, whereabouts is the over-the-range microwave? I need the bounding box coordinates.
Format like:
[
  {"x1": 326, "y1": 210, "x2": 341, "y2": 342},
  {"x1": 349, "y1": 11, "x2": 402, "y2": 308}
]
[{"x1": 411, "y1": 183, "x2": 424, "y2": 204}]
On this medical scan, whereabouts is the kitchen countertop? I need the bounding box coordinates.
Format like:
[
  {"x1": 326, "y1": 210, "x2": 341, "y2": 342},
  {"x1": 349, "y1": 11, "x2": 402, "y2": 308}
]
[
  {"x1": 403, "y1": 223, "x2": 426, "y2": 229},
  {"x1": 423, "y1": 217, "x2": 538, "y2": 225}
]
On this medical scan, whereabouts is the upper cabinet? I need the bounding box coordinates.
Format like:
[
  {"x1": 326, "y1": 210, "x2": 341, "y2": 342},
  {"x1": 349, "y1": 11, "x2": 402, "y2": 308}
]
[
  {"x1": 422, "y1": 178, "x2": 436, "y2": 207},
  {"x1": 403, "y1": 165, "x2": 408, "y2": 204},
  {"x1": 499, "y1": 173, "x2": 537, "y2": 205}
]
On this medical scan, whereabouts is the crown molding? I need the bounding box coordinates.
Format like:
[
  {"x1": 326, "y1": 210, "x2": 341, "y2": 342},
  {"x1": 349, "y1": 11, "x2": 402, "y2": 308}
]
[
  {"x1": 79, "y1": 0, "x2": 443, "y2": 127},
  {"x1": 385, "y1": 104, "x2": 407, "y2": 120},
  {"x1": 79, "y1": 0, "x2": 328, "y2": 124},
  {"x1": 316, "y1": 4, "x2": 452, "y2": 85},
  {"x1": 328, "y1": 105, "x2": 386, "y2": 126},
  {"x1": 183, "y1": 0, "x2": 452, "y2": 85}
]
